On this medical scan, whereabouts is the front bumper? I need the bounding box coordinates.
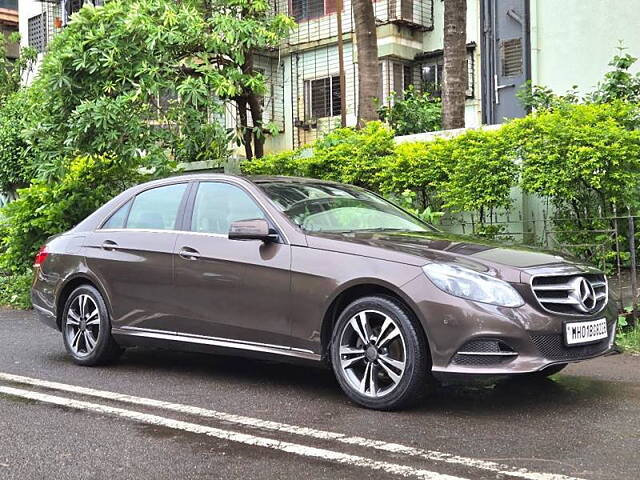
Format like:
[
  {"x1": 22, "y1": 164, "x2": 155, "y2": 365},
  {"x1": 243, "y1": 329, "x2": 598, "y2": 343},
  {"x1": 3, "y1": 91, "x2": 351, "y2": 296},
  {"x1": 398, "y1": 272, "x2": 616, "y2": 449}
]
[{"x1": 402, "y1": 274, "x2": 618, "y2": 376}]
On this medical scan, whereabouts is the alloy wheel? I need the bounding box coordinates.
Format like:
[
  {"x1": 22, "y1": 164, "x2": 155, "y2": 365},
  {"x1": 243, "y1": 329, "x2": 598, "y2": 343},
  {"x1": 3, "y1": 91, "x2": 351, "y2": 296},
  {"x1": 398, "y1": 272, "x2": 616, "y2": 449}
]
[
  {"x1": 65, "y1": 294, "x2": 101, "y2": 357},
  {"x1": 338, "y1": 310, "x2": 407, "y2": 398}
]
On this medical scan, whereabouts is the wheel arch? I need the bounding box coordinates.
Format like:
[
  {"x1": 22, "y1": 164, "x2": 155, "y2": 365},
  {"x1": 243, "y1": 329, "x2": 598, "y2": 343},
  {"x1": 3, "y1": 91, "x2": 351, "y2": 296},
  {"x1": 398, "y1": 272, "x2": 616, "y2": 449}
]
[
  {"x1": 55, "y1": 273, "x2": 111, "y2": 330},
  {"x1": 319, "y1": 279, "x2": 430, "y2": 362}
]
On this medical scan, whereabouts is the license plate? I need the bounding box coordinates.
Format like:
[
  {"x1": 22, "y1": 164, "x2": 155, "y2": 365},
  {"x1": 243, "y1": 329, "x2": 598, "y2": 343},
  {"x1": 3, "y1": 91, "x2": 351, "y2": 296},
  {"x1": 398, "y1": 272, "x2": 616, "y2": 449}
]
[{"x1": 564, "y1": 318, "x2": 608, "y2": 346}]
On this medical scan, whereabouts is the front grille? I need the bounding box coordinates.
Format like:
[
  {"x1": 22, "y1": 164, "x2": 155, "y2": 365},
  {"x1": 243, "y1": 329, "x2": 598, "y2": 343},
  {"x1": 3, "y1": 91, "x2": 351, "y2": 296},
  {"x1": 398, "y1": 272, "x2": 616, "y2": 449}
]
[
  {"x1": 530, "y1": 323, "x2": 614, "y2": 361},
  {"x1": 452, "y1": 339, "x2": 517, "y2": 366},
  {"x1": 531, "y1": 273, "x2": 607, "y2": 315}
]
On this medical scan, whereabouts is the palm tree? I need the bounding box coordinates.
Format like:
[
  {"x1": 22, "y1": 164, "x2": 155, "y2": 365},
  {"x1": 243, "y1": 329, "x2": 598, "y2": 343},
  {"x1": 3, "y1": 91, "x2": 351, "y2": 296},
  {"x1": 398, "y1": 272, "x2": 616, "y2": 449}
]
[
  {"x1": 352, "y1": 0, "x2": 380, "y2": 127},
  {"x1": 442, "y1": 0, "x2": 467, "y2": 129}
]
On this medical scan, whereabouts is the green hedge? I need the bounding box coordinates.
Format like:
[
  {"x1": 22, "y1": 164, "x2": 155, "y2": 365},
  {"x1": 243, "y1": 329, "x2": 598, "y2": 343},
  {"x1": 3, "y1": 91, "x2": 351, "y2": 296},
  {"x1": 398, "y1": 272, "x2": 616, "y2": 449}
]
[
  {"x1": 243, "y1": 121, "x2": 520, "y2": 223},
  {"x1": 0, "y1": 273, "x2": 32, "y2": 310}
]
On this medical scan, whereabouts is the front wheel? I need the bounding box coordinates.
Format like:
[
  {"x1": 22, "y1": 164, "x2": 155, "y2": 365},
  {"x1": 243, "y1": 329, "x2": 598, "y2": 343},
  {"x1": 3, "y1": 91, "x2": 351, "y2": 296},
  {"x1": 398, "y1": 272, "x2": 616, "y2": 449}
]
[
  {"x1": 330, "y1": 296, "x2": 430, "y2": 410},
  {"x1": 62, "y1": 285, "x2": 122, "y2": 366}
]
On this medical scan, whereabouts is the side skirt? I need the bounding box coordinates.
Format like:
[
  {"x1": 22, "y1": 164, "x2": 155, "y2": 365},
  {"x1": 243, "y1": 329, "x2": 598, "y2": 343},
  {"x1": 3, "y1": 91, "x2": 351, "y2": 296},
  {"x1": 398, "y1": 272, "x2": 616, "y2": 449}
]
[{"x1": 112, "y1": 326, "x2": 322, "y2": 363}]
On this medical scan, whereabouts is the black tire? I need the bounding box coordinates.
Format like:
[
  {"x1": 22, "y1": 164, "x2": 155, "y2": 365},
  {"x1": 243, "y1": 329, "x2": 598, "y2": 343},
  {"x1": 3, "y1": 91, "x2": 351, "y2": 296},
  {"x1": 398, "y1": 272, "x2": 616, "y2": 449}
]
[
  {"x1": 61, "y1": 285, "x2": 122, "y2": 366},
  {"x1": 531, "y1": 363, "x2": 568, "y2": 378},
  {"x1": 330, "y1": 295, "x2": 431, "y2": 410}
]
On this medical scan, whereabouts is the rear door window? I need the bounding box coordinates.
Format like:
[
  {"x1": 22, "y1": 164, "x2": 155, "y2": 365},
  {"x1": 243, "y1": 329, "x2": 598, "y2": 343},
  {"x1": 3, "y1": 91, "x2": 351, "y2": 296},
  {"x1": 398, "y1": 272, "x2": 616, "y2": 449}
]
[
  {"x1": 101, "y1": 200, "x2": 131, "y2": 229},
  {"x1": 125, "y1": 183, "x2": 188, "y2": 230}
]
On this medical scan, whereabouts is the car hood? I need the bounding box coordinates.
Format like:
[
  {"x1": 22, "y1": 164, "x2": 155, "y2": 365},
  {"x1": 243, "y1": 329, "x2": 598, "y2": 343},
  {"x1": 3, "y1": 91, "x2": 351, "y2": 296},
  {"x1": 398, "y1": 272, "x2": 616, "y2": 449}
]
[{"x1": 306, "y1": 230, "x2": 586, "y2": 283}]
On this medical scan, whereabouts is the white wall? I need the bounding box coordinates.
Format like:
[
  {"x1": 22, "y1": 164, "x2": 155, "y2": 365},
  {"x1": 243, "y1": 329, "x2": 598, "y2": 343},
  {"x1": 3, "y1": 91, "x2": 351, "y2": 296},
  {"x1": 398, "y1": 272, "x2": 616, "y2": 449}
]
[
  {"x1": 18, "y1": 0, "x2": 45, "y2": 83},
  {"x1": 531, "y1": 0, "x2": 640, "y2": 94}
]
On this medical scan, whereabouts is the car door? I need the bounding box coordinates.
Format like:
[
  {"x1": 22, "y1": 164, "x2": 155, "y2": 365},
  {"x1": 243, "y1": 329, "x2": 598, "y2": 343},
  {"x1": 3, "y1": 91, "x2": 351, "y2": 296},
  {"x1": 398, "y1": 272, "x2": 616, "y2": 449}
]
[
  {"x1": 84, "y1": 182, "x2": 190, "y2": 332},
  {"x1": 172, "y1": 181, "x2": 292, "y2": 348}
]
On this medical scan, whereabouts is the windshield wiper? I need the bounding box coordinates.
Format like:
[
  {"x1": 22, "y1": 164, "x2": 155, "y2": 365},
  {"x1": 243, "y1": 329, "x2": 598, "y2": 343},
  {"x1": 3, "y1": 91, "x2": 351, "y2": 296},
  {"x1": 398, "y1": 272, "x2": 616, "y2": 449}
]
[{"x1": 353, "y1": 228, "x2": 412, "y2": 233}]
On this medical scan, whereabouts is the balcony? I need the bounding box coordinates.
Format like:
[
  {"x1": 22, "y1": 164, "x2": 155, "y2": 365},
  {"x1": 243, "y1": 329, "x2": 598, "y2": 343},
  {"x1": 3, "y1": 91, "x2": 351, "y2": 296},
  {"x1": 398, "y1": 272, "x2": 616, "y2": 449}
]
[{"x1": 374, "y1": 0, "x2": 434, "y2": 31}]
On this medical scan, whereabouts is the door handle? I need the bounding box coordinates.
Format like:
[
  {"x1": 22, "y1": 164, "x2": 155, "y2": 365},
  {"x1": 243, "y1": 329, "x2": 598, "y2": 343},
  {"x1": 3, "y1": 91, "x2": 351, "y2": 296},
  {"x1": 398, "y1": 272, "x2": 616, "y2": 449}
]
[
  {"x1": 494, "y1": 74, "x2": 515, "y2": 105},
  {"x1": 178, "y1": 247, "x2": 201, "y2": 260},
  {"x1": 102, "y1": 240, "x2": 120, "y2": 251}
]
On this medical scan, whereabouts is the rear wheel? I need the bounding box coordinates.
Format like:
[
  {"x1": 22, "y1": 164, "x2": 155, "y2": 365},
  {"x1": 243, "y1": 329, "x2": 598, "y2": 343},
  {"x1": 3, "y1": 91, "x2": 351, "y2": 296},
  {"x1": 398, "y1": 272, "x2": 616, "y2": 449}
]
[
  {"x1": 330, "y1": 296, "x2": 430, "y2": 410},
  {"x1": 62, "y1": 285, "x2": 122, "y2": 366}
]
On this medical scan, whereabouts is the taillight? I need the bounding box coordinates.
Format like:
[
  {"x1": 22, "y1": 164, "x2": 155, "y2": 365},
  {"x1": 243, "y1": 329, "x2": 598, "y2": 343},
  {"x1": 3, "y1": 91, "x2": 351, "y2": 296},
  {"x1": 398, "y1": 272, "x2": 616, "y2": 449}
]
[{"x1": 34, "y1": 245, "x2": 49, "y2": 268}]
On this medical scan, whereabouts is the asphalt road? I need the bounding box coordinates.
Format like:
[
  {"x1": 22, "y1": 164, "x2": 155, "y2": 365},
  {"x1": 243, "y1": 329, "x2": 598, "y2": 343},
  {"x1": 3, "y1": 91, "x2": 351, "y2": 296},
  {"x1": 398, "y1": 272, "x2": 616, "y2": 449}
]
[{"x1": 0, "y1": 309, "x2": 638, "y2": 480}]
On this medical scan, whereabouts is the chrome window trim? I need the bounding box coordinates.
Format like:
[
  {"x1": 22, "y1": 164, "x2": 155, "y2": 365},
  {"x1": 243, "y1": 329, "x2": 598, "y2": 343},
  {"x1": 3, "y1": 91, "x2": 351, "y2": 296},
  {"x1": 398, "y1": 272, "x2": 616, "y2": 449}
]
[
  {"x1": 113, "y1": 326, "x2": 320, "y2": 361},
  {"x1": 96, "y1": 228, "x2": 226, "y2": 239},
  {"x1": 529, "y1": 272, "x2": 609, "y2": 317}
]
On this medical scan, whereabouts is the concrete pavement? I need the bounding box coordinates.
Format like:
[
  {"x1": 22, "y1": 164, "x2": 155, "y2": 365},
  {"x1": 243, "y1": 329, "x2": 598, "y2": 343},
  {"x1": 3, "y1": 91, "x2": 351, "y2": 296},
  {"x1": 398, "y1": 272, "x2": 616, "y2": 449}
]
[{"x1": 0, "y1": 308, "x2": 638, "y2": 480}]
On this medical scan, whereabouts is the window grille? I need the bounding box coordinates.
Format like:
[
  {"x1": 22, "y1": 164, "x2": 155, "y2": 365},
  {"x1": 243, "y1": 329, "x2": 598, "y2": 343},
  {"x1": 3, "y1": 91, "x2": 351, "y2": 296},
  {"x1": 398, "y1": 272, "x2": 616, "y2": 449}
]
[
  {"x1": 305, "y1": 75, "x2": 341, "y2": 119},
  {"x1": 27, "y1": 14, "x2": 47, "y2": 53}
]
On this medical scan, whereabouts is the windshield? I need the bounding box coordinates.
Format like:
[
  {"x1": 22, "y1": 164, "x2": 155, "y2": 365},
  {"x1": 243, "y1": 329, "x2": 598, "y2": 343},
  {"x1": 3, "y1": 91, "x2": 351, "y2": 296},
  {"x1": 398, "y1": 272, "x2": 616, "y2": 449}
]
[{"x1": 256, "y1": 181, "x2": 435, "y2": 233}]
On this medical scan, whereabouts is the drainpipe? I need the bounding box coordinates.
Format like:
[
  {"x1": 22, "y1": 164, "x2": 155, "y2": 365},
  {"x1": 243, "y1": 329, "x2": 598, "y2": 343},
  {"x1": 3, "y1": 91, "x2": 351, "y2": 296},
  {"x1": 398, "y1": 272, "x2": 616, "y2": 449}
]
[{"x1": 529, "y1": 0, "x2": 539, "y2": 85}]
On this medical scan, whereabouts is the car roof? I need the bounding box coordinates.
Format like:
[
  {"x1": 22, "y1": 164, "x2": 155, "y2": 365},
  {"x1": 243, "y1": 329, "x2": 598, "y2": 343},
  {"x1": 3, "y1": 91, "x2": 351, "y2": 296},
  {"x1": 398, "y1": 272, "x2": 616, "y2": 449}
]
[
  {"x1": 154, "y1": 173, "x2": 345, "y2": 187},
  {"x1": 248, "y1": 175, "x2": 345, "y2": 186}
]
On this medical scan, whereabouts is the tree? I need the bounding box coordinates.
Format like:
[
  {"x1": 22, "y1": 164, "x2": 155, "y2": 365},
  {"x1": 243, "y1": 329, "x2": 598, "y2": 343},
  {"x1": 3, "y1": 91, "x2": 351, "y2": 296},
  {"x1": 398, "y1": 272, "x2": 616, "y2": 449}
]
[
  {"x1": 193, "y1": 0, "x2": 289, "y2": 159},
  {"x1": 0, "y1": 32, "x2": 37, "y2": 108},
  {"x1": 26, "y1": 0, "x2": 293, "y2": 179},
  {"x1": 352, "y1": 0, "x2": 380, "y2": 127},
  {"x1": 442, "y1": 0, "x2": 467, "y2": 129}
]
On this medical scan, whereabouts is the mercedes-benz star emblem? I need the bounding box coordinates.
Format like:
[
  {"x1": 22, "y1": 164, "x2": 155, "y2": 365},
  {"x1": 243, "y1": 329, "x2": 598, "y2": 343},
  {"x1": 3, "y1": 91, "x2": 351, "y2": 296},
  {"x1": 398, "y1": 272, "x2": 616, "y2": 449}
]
[{"x1": 569, "y1": 277, "x2": 597, "y2": 313}]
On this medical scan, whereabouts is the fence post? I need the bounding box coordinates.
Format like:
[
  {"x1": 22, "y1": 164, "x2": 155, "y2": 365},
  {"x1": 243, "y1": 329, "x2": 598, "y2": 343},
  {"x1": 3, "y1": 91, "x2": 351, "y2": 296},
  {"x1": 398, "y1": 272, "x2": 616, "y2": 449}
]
[
  {"x1": 613, "y1": 210, "x2": 623, "y2": 310},
  {"x1": 628, "y1": 209, "x2": 637, "y2": 327}
]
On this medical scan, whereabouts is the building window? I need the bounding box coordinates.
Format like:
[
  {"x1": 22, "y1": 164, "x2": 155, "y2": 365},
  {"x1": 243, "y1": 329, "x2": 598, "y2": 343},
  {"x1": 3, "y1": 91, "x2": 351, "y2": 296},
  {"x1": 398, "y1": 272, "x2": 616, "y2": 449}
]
[
  {"x1": 304, "y1": 76, "x2": 341, "y2": 119},
  {"x1": 421, "y1": 61, "x2": 442, "y2": 96},
  {"x1": 379, "y1": 60, "x2": 414, "y2": 105},
  {"x1": 420, "y1": 51, "x2": 475, "y2": 98},
  {"x1": 291, "y1": 0, "x2": 337, "y2": 22},
  {"x1": 27, "y1": 14, "x2": 47, "y2": 53}
]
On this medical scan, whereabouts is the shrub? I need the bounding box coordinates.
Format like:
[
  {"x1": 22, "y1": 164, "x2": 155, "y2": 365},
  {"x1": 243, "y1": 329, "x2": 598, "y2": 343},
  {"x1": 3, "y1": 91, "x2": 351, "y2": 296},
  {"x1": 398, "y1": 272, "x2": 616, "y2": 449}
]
[
  {"x1": 378, "y1": 86, "x2": 442, "y2": 135},
  {"x1": 378, "y1": 139, "x2": 452, "y2": 210},
  {"x1": 441, "y1": 129, "x2": 519, "y2": 220},
  {"x1": 506, "y1": 101, "x2": 640, "y2": 267},
  {"x1": 510, "y1": 102, "x2": 640, "y2": 214},
  {"x1": 0, "y1": 155, "x2": 146, "y2": 272},
  {"x1": 241, "y1": 148, "x2": 309, "y2": 177},
  {"x1": 308, "y1": 122, "x2": 396, "y2": 190},
  {"x1": 0, "y1": 90, "x2": 37, "y2": 195},
  {"x1": 0, "y1": 273, "x2": 32, "y2": 310}
]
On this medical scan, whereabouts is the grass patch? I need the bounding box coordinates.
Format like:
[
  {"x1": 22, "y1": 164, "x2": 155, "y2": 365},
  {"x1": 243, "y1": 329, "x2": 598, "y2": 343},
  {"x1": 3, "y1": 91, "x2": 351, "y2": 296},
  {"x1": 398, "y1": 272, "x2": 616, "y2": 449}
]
[
  {"x1": 616, "y1": 327, "x2": 640, "y2": 354},
  {"x1": 0, "y1": 272, "x2": 32, "y2": 310}
]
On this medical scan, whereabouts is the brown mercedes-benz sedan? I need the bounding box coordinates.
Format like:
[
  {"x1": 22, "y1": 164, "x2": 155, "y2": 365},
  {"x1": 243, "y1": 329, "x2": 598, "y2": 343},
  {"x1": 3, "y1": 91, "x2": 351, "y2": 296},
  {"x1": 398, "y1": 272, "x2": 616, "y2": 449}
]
[{"x1": 32, "y1": 174, "x2": 616, "y2": 409}]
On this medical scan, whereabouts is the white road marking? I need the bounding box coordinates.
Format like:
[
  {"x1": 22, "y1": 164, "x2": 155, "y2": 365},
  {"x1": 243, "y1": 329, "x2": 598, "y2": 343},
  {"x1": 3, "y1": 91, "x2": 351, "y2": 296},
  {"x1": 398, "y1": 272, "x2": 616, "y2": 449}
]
[
  {"x1": 0, "y1": 372, "x2": 584, "y2": 480},
  {"x1": 0, "y1": 385, "x2": 465, "y2": 480}
]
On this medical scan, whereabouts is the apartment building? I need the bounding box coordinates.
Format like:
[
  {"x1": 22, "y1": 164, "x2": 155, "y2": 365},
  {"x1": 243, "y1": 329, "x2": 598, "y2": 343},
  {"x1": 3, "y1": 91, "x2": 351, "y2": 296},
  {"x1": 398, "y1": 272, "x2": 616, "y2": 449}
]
[
  {"x1": 1, "y1": 0, "x2": 18, "y2": 60},
  {"x1": 17, "y1": 0, "x2": 640, "y2": 156}
]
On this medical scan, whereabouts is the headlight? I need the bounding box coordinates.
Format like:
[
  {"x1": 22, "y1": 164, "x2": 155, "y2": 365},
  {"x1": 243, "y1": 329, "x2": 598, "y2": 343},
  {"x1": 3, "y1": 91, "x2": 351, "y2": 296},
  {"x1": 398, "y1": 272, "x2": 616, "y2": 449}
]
[{"x1": 422, "y1": 263, "x2": 524, "y2": 307}]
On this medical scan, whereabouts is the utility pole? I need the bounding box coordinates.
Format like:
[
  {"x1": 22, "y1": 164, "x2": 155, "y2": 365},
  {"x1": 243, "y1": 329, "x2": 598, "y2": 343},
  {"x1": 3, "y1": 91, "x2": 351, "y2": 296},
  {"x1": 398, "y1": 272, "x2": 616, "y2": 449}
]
[{"x1": 336, "y1": 0, "x2": 347, "y2": 127}]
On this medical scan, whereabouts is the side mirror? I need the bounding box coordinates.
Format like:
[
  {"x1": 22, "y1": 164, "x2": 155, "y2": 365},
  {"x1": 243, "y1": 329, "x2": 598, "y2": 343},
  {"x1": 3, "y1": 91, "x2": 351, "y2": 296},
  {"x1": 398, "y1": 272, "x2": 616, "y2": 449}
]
[{"x1": 228, "y1": 219, "x2": 278, "y2": 242}]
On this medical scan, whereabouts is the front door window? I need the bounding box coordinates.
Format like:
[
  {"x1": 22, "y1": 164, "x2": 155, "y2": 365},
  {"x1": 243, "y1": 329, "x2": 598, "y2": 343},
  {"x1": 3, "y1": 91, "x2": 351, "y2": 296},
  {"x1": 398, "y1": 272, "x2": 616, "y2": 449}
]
[{"x1": 190, "y1": 182, "x2": 265, "y2": 235}]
